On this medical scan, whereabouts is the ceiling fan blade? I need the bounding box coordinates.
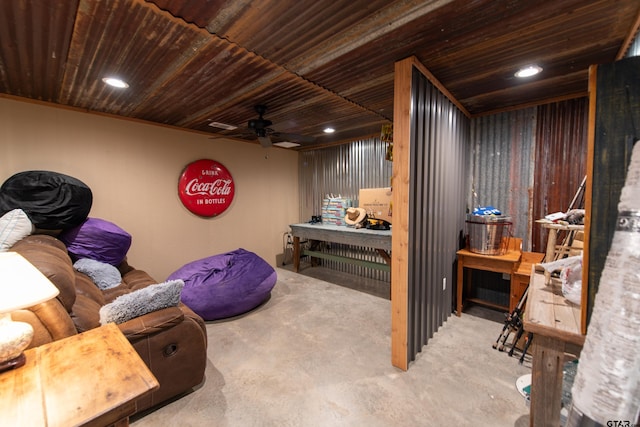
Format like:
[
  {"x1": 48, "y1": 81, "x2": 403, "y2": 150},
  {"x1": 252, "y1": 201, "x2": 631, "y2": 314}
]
[
  {"x1": 272, "y1": 132, "x2": 315, "y2": 144},
  {"x1": 258, "y1": 135, "x2": 272, "y2": 148}
]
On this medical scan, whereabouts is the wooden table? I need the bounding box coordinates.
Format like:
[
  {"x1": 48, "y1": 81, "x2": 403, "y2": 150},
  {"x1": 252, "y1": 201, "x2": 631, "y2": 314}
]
[
  {"x1": 456, "y1": 239, "x2": 522, "y2": 316},
  {"x1": 523, "y1": 270, "x2": 584, "y2": 427},
  {"x1": 289, "y1": 223, "x2": 392, "y2": 273},
  {"x1": 0, "y1": 323, "x2": 159, "y2": 427}
]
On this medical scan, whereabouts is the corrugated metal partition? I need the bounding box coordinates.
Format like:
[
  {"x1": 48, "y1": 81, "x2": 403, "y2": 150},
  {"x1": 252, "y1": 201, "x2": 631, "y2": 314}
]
[
  {"x1": 298, "y1": 138, "x2": 393, "y2": 281},
  {"x1": 469, "y1": 109, "x2": 536, "y2": 250},
  {"x1": 406, "y1": 67, "x2": 470, "y2": 361}
]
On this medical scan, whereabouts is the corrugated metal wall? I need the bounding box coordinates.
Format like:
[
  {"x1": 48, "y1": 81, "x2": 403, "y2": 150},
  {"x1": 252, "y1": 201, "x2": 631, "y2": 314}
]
[
  {"x1": 298, "y1": 138, "x2": 393, "y2": 280},
  {"x1": 469, "y1": 98, "x2": 588, "y2": 253},
  {"x1": 299, "y1": 138, "x2": 393, "y2": 218},
  {"x1": 406, "y1": 67, "x2": 470, "y2": 359},
  {"x1": 469, "y1": 108, "x2": 536, "y2": 250},
  {"x1": 532, "y1": 98, "x2": 589, "y2": 252}
]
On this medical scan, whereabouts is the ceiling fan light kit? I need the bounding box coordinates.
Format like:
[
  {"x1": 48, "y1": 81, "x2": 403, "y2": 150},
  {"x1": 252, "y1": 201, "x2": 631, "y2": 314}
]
[
  {"x1": 272, "y1": 141, "x2": 301, "y2": 148},
  {"x1": 243, "y1": 105, "x2": 315, "y2": 148}
]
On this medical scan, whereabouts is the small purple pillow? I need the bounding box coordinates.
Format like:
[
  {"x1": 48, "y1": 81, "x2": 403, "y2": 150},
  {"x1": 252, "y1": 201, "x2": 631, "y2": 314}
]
[{"x1": 59, "y1": 218, "x2": 132, "y2": 266}]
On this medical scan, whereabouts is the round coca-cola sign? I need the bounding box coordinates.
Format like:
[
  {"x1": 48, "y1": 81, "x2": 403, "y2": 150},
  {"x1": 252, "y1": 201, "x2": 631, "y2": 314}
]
[{"x1": 178, "y1": 159, "x2": 235, "y2": 217}]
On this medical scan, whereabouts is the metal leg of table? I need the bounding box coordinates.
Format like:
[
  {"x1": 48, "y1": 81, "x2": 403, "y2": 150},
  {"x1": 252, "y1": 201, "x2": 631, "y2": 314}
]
[{"x1": 293, "y1": 236, "x2": 300, "y2": 272}]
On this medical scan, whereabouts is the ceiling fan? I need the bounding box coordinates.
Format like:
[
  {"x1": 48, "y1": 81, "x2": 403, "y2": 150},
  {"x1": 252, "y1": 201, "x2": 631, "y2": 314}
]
[{"x1": 246, "y1": 105, "x2": 315, "y2": 148}]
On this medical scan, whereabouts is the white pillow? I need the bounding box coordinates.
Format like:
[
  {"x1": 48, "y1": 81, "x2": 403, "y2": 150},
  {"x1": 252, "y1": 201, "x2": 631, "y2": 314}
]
[
  {"x1": 0, "y1": 209, "x2": 34, "y2": 251},
  {"x1": 99, "y1": 280, "x2": 184, "y2": 325}
]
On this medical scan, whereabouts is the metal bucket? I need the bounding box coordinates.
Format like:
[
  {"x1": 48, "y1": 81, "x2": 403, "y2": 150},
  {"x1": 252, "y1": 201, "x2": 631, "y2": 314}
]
[{"x1": 466, "y1": 214, "x2": 512, "y2": 255}]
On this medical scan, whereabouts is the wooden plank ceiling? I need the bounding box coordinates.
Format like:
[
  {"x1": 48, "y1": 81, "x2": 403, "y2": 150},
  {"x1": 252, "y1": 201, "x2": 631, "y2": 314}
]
[{"x1": 0, "y1": 0, "x2": 638, "y2": 148}]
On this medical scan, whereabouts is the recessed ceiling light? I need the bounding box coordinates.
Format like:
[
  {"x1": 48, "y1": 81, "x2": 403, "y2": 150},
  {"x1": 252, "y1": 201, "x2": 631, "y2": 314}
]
[
  {"x1": 515, "y1": 65, "x2": 542, "y2": 78},
  {"x1": 102, "y1": 77, "x2": 129, "y2": 88},
  {"x1": 323, "y1": 127, "x2": 335, "y2": 134}
]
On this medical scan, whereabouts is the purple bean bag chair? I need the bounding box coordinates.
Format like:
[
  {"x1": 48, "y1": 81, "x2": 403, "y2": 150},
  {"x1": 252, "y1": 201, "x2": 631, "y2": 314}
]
[{"x1": 167, "y1": 248, "x2": 277, "y2": 321}]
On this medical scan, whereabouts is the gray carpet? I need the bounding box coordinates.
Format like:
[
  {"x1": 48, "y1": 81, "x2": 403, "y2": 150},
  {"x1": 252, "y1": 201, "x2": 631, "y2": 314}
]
[{"x1": 131, "y1": 268, "x2": 530, "y2": 426}]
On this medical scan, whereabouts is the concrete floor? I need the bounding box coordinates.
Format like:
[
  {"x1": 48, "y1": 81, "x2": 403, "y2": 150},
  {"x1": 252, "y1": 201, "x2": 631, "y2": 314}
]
[{"x1": 131, "y1": 266, "x2": 531, "y2": 427}]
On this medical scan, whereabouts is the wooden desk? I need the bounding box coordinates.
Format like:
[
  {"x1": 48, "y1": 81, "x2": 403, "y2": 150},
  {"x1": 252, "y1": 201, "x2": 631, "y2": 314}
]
[
  {"x1": 289, "y1": 223, "x2": 392, "y2": 273},
  {"x1": 523, "y1": 270, "x2": 584, "y2": 427},
  {"x1": 456, "y1": 240, "x2": 522, "y2": 316},
  {"x1": 0, "y1": 323, "x2": 159, "y2": 427}
]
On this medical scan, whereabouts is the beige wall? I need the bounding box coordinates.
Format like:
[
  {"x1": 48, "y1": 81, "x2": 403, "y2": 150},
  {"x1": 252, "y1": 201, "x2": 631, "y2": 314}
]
[{"x1": 0, "y1": 97, "x2": 300, "y2": 280}]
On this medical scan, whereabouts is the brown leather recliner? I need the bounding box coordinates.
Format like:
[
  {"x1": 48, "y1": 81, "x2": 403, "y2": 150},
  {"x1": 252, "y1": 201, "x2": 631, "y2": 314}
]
[{"x1": 9, "y1": 234, "x2": 208, "y2": 414}]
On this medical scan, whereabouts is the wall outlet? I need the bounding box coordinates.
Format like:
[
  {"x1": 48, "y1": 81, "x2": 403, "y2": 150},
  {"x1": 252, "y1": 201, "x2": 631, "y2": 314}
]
[{"x1": 442, "y1": 277, "x2": 447, "y2": 291}]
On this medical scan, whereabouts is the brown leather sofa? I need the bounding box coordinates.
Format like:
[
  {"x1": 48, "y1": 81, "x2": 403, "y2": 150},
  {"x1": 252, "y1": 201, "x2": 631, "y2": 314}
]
[{"x1": 9, "y1": 233, "x2": 208, "y2": 414}]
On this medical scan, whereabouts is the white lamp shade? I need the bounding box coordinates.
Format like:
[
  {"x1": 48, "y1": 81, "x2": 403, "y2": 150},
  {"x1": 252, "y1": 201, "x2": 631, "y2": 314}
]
[{"x1": 0, "y1": 252, "x2": 60, "y2": 313}]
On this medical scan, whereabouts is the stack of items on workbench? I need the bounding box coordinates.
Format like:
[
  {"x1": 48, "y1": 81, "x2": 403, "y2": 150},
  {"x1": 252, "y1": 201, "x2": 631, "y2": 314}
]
[{"x1": 321, "y1": 195, "x2": 352, "y2": 226}]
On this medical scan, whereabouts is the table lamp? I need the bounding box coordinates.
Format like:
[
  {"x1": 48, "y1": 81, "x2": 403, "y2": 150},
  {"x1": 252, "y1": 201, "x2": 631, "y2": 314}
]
[{"x1": 0, "y1": 252, "x2": 59, "y2": 373}]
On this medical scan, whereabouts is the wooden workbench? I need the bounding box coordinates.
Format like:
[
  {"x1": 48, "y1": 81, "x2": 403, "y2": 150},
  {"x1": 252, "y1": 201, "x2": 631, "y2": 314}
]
[
  {"x1": 523, "y1": 269, "x2": 584, "y2": 427},
  {"x1": 289, "y1": 223, "x2": 392, "y2": 273}
]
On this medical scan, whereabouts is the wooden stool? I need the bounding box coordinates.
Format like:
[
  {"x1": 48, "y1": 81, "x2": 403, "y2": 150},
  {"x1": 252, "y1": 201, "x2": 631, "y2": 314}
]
[{"x1": 511, "y1": 251, "x2": 545, "y2": 312}]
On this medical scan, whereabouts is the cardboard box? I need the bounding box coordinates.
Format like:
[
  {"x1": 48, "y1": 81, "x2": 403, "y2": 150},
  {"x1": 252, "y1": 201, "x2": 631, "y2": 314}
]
[{"x1": 358, "y1": 187, "x2": 392, "y2": 223}]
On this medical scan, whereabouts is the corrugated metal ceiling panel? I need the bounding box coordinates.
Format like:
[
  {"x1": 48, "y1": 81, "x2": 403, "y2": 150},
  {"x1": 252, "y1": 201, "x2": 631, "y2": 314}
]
[
  {"x1": 0, "y1": 0, "x2": 638, "y2": 147},
  {"x1": 0, "y1": 1, "x2": 78, "y2": 102}
]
